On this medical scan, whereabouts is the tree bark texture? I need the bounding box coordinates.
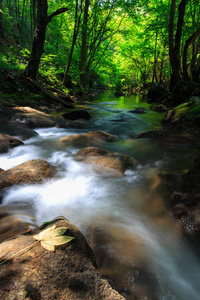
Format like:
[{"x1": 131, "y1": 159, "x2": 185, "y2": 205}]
[
  {"x1": 0, "y1": 0, "x2": 4, "y2": 38},
  {"x1": 182, "y1": 27, "x2": 200, "y2": 81},
  {"x1": 169, "y1": 0, "x2": 187, "y2": 90},
  {"x1": 24, "y1": 0, "x2": 69, "y2": 79}
]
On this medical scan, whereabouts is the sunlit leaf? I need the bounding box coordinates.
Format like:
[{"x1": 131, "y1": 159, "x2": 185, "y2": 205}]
[
  {"x1": 33, "y1": 225, "x2": 74, "y2": 251},
  {"x1": 44, "y1": 235, "x2": 74, "y2": 245},
  {"x1": 41, "y1": 241, "x2": 55, "y2": 251},
  {"x1": 33, "y1": 225, "x2": 56, "y2": 241}
]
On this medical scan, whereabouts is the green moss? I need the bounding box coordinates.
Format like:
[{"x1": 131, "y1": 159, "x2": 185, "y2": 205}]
[{"x1": 170, "y1": 99, "x2": 200, "y2": 122}]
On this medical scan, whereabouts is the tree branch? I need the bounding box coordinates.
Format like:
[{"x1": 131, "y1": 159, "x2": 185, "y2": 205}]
[{"x1": 47, "y1": 7, "x2": 70, "y2": 23}]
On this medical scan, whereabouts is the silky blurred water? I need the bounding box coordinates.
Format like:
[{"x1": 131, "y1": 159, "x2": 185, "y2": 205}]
[{"x1": 0, "y1": 93, "x2": 199, "y2": 300}]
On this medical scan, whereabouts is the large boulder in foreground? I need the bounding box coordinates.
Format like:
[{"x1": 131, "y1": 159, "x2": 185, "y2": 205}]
[
  {"x1": 0, "y1": 133, "x2": 23, "y2": 153},
  {"x1": 0, "y1": 217, "x2": 125, "y2": 300},
  {"x1": 74, "y1": 147, "x2": 138, "y2": 176},
  {"x1": 0, "y1": 159, "x2": 55, "y2": 190},
  {"x1": 58, "y1": 130, "x2": 116, "y2": 147}
]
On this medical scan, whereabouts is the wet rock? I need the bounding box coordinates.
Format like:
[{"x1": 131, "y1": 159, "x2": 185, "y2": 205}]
[
  {"x1": 67, "y1": 119, "x2": 91, "y2": 129},
  {"x1": 129, "y1": 108, "x2": 146, "y2": 114},
  {"x1": 0, "y1": 133, "x2": 23, "y2": 153},
  {"x1": 0, "y1": 121, "x2": 38, "y2": 140},
  {"x1": 0, "y1": 211, "x2": 31, "y2": 243},
  {"x1": 63, "y1": 109, "x2": 92, "y2": 120},
  {"x1": 162, "y1": 148, "x2": 200, "y2": 236},
  {"x1": 0, "y1": 159, "x2": 55, "y2": 189},
  {"x1": 134, "y1": 130, "x2": 169, "y2": 139},
  {"x1": 0, "y1": 217, "x2": 125, "y2": 300},
  {"x1": 58, "y1": 131, "x2": 117, "y2": 147},
  {"x1": 152, "y1": 104, "x2": 169, "y2": 113},
  {"x1": 74, "y1": 147, "x2": 138, "y2": 176},
  {"x1": 1, "y1": 107, "x2": 67, "y2": 129},
  {"x1": 163, "y1": 98, "x2": 200, "y2": 129}
]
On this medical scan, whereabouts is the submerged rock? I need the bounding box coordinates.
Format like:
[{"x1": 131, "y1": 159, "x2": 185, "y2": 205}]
[
  {"x1": 67, "y1": 119, "x2": 91, "y2": 129},
  {"x1": 0, "y1": 133, "x2": 23, "y2": 153},
  {"x1": 58, "y1": 130, "x2": 117, "y2": 147},
  {"x1": 129, "y1": 108, "x2": 146, "y2": 114},
  {"x1": 0, "y1": 217, "x2": 125, "y2": 300},
  {"x1": 0, "y1": 159, "x2": 55, "y2": 189},
  {"x1": 74, "y1": 147, "x2": 138, "y2": 176}
]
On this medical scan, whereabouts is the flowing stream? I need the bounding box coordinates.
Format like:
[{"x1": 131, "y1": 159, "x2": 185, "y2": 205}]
[{"x1": 1, "y1": 92, "x2": 200, "y2": 299}]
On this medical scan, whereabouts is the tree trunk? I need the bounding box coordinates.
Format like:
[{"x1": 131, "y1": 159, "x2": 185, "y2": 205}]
[
  {"x1": 24, "y1": 0, "x2": 48, "y2": 79},
  {"x1": 0, "y1": 0, "x2": 4, "y2": 38},
  {"x1": 182, "y1": 27, "x2": 200, "y2": 81},
  {"x1": 169, "y1": 0, "x2": 187, "y2": 90},
  {"x1": 79, "y1": 0, "x2": 90, "y2": 86},
  {"x1": 24, "y1": 0, "x2": 69, "y2": 79},
  {"x1": 63, "y1": 0, "x2": 82, "y2": 85}
]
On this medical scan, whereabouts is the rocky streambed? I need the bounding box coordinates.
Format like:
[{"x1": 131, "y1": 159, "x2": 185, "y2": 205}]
[{"x1": 0, "y1": 94, "x2": 200, "y2": 300}]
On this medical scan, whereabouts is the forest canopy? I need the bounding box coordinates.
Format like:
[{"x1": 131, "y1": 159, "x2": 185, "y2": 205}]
[{"x1": 0, "y1": 0, "x2": 200, "y2": 93}]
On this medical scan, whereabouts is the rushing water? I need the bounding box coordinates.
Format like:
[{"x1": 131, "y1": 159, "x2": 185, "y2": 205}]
[{"x1": 1, "y1": 92, "x2": 200, "y2": 299}]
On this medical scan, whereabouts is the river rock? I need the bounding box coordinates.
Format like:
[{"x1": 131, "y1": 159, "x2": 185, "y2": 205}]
[
  {"x1": 74, "y1": 147, "x2": 138, "y2": 176},
  {"x1": 134, "y1": 130, "x2": 169, "y2": 139},
  {"x1": 58, "y1": 131, "x2": 116, "y2": 147},
  {"x1": 129, "y1": 108, "x2": 146, "y2": 114},
  {"x1": 67, "y1": 119, "x2": 91, "y2": 129},
  {"x1": 0, "y1": 133, "x2": 24, "y2": 153},
  {"x1": 0, "y1": 217, "x2": 125, "y2": 300},
  {"x1": 152, "y1": 104, "x2": 169, "y2": 113},
  {"x1": 0, "y1": 121, "x2": 38, "y2": 140},
  {"x1": 0, "y1": 210, "x2": 31, "y2": 243},
  {"x1": 3, "y1": 107, "x2": 67, "y2": 129},
  {"x1": 0, "y1": 159, "x2": 55, "y2": 189},
  {"x1": 62, "y1": 109, "x2": 92, "y2": 120},
  {"x1": 162, "y1": 148, "x2": 200, "y2": 236}
]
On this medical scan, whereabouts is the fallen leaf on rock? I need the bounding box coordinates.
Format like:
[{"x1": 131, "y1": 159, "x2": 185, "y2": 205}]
[{"x1": 34, "y1": 225, "x2": 74, "y2": 251}]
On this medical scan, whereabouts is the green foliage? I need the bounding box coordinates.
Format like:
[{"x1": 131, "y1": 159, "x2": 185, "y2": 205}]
[{"x1": 1, "y1": 0, "x2": 200, "y2": 91}]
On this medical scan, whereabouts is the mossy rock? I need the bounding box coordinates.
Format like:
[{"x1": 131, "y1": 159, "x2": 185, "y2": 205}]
[{"x1": 164, "y1": 97, "x2": 200, "y2": 125}]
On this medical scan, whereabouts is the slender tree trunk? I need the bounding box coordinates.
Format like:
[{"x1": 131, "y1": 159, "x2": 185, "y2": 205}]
[
  {"x1": 0, "y1": 0, "x2": 4, "y2": 38},
  {"x1": 182, "y1": 27, "x2": 200, "y2": 81},
  {"x1": 169, "y1": 0, "x2": 187, "y2": 90},
  {"x1": 63, "y1": 0, "x2": 82, "y2": 85},
  {"x1": 152, "y1": 33, "x2": 158, "y2": 83},
  {"x1": 80, "y1": 0, "x2": 90, "y2": 86}
]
